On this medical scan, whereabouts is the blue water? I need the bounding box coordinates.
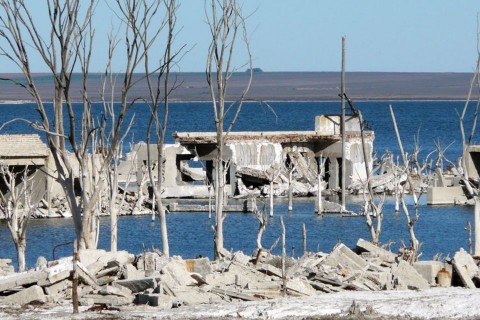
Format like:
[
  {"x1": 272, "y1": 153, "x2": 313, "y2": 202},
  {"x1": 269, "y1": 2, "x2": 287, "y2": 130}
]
[{"x1": 0, "y1": 100, "x2": 477, "y2": 269}]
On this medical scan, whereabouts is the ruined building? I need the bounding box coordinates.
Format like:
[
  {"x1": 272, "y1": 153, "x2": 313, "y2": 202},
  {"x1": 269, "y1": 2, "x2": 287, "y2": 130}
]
[{"x1": 131, "y1": 114, "x2": 374, "y2": 199}]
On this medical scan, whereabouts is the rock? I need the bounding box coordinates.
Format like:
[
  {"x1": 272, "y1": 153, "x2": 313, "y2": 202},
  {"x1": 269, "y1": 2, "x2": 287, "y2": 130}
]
[
  {"x1": 413, "y1": 261, "x2": 443, "y2": 285},
  {"x1": 391, "y1": 260, "x2": 430, "y2": 290},
  {"x1": 3, "y1": 285, "x2": 46, "y2": 305}
]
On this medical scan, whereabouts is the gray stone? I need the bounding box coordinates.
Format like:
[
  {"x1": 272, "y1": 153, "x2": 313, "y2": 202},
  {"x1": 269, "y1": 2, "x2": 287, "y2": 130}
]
[
  {"x1": 4, "y1": 285, "x2": 46, "y2": 305},
  {"x1": 413, "y1": 261, "x2": 443, "y2": 285},
  {"x1": 391, "y1": 260, "x2": 430, "y2": 290},
  {"x1": 323, "y1": 244, "x2": 368, "y2": 272}
]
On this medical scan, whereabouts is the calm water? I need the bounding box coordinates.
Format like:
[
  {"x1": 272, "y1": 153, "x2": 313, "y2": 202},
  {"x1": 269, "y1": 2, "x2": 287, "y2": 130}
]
[{"x1": 0, "y1": 100, "x2": 477, "y2": 269}]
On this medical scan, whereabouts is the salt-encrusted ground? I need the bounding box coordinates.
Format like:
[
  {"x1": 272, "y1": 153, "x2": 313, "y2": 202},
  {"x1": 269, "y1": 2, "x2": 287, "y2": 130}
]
[{"x1": 1, "y1": 287, "x2": 479, "y2": 319}]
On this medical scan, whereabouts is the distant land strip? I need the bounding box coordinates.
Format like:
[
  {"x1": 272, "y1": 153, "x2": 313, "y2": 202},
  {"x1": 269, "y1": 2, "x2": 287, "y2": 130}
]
[{"x1": 0, "y1": 72, "x2": 474, "y2": 102}]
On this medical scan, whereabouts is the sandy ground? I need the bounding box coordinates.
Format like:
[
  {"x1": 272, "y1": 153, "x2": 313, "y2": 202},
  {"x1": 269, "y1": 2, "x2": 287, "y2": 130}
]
[{"x1": 1, "y1": 287, "x2": 480, "y2": 319}]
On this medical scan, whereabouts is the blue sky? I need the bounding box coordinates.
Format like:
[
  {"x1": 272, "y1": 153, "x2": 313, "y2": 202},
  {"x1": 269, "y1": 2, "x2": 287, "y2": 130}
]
[{"x1": 1, "y1": 0, "x2": 479, "y2": 73}]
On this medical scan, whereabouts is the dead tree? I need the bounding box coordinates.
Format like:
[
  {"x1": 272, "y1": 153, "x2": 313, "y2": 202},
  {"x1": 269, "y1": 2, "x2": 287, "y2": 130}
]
[
  {"x1": 389, "y1": 105, "x2": 418, "y2": 206},
  {"x1": 252, "y1": 197, "x2": 267, "y2": 251},
  {"x1": 0, "y1": 164, "x2": 42, "y2": 272},
  {"x1": 206, "y1": 0, "x2": 253, "y2": 259},
  {"x1": 0, "y1": 0, "x2": 149, "y2": 249},
  {"x1": 399, "y1": 181, "x2": 420, "y2": 263},
  {"x1": 144, "y1": 0, "x2": 184, "y2": 258},
  {"x1": 358, "y1": 110, "x2": 384, "y2": 245}
]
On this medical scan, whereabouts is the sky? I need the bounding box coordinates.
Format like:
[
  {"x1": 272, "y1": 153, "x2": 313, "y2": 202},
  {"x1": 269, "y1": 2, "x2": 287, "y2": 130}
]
[{"x1": 1, "y1": 0, "x2": 479, "y2": 73}]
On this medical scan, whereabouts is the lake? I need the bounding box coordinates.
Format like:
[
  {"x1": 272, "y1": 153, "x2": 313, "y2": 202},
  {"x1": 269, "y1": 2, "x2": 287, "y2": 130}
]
[{"x1": 0, "y1": 100, "x2": 477, "y2": 269}]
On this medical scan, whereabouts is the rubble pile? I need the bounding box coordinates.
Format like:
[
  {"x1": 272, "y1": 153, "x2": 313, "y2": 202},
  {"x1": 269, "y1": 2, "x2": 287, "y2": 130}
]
[{"x1": 1, "y1": 240, "x2": 479, "y2": 311}]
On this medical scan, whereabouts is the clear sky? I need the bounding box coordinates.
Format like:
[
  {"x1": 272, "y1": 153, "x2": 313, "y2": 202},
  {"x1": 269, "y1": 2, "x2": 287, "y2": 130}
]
[{"x1": 1, "y1": 0, "x2": 479, "y2": 73}]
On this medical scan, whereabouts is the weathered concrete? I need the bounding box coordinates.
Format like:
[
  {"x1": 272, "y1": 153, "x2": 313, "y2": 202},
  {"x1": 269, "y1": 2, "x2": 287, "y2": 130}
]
[
  {"x1": 413, "y1": 261, "x2": 443, "y2": 285},
  {"x1": 391, "y1": 260, "x2": 430, "y2": 290},
  {"x1": 453, "y1": 248, "x2": 478, "y2": 289},
  {"x1": 185, "y1": 258, "x2": 212, "y2": 277},
  {"x1": 0, "y1": 269, "x2": 48, "y2": 292},
  {"x1": 3, "y1": 284, "x2": 46, "y2": 305},
  {"x1": 113, "y1": 277, "x2": 158, "y2": 293},
  {"x1": 427, "y1": 186, "x2": 468, "y2": 205},
  {"x1": 356, "y1": 238, "x2": 397, "y2": 264},
  {"x1": 323, "y1": 244, "x2": 369, "y2": 272}
]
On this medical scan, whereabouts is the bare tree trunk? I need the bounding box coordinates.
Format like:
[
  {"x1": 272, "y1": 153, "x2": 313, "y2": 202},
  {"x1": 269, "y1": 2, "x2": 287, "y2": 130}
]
[
  {"x1": 206, "y1": 0, "x2": 252, "y2": 260},
  {"x1": 15, "y1": 240, "x2": 26, "y2": 273},
  {"x1": 302, "y1": 223, "x2": 307, "y2": 256},
  {"x1": 288, "y1": 171, "x2": 293, "y2": 211},
  {"x1": 269, "y1": 180, "x2": 274, "y2": 217},
  {"x1": 389, "y1": 104, "x2": 418, "y2": 206}
]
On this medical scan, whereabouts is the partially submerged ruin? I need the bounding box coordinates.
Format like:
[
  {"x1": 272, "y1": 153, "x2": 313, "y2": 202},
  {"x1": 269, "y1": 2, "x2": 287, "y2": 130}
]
[{"x1": 132, "y1": 114, "x2": 374, "y2": 200}]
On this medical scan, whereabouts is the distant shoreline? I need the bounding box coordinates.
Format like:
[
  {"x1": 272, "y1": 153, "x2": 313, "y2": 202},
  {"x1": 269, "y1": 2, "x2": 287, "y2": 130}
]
[{"x1": 0, "y1": 71, "x2": 473, "y2": 102}]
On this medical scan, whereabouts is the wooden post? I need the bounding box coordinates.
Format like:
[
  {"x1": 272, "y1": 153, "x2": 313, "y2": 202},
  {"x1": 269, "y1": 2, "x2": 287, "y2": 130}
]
[
  {"x1": 269, "y1": 181, "x2": 274, "y2": 217},
  {"x1": 302, "y1": 223, "x2": 307, "y2": 256},
  {"x1": 475, "y1": 196, "x2": 480, "y2": 256},
  {"x1": 280, "y1": 216, "x2": 286, "y2": 296},
  {"x1": 340, "y1": 35, "x2": 346, "y2": 212},
  {"x1": 72, "y1": 240, "x2": 79, "y2": 314},
  {"x1": 288, "y1": 170, "x2": 293, "y2": 211}
]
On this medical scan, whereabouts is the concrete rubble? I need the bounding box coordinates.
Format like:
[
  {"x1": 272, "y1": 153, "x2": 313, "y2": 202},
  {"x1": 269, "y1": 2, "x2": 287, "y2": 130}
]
[{"x1": 1, "y1": 240, "x2": 479, "y2": 312}]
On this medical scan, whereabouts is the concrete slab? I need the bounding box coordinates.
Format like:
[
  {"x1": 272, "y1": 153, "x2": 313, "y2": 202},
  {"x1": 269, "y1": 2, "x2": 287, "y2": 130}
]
[
  {"x1": 453, "y1": 248, "x2": 478, "y2": 278},
  {"x1": 413, "y1": 261, "x2": 443, "y2": 285},
  {"x1": 113, "y1": 277, "x2": 157, "y2": 293},
  {"x1": 3, "y1": 285, "x2": 46, "y2": 305},
  {"x1": 0, "y1": 270, "x2": 48, "y2": 292},
  {"x1": 323, "y1": 244, "x2": 369, "y2": 272},
  {"x1": 185, "y1": 258, "x2": 212, "y2": 277},
  {"x1": 356, "y1": 238, "x2": 397, "y2": 263},
  {"x1": 391, "y1": 260, "x2": 430, "y2": 290}
]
